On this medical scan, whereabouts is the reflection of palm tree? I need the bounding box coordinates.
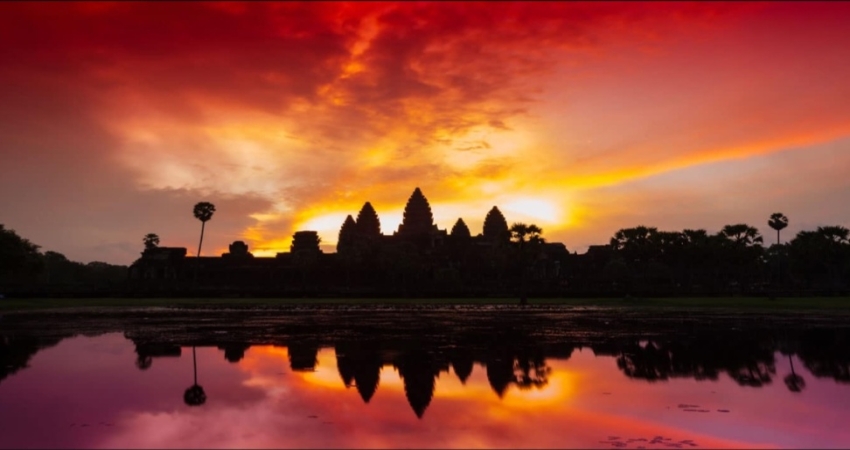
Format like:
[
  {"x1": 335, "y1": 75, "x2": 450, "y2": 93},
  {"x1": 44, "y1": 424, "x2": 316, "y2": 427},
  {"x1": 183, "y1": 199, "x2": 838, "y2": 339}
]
[
  {"x1": 184, "y1": 346, "x2": 206, "y2": 407},
  {"x1": 784, "y1": 354, "x2": 806, "y2": 393}
]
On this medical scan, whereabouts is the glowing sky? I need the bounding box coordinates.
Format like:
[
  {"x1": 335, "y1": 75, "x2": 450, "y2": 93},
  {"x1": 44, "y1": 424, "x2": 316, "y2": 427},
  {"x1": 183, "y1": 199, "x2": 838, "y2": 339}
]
[{"x1": 1, "y1": 2, "x2": 849, "y2": 263}]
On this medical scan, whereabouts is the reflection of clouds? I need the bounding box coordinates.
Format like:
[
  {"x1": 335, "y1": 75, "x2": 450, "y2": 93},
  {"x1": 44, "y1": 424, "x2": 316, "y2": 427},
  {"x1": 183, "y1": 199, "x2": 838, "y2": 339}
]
[{"x1": 5, "y1": 335, "x2": 848, "y2": 448}]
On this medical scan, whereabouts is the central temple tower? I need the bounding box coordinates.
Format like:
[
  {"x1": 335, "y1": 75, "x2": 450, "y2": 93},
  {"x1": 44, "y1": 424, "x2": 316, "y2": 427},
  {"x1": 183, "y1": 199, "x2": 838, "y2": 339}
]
[{"x1": 397, "y1": 187, "x2": 435, "y2": 237}]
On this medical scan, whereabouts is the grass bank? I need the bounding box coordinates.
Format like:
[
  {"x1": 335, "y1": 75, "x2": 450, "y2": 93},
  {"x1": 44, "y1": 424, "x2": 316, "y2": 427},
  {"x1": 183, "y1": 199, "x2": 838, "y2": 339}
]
[{"x1": 2, "y1": 296, "x2": 850, "y2": 312}]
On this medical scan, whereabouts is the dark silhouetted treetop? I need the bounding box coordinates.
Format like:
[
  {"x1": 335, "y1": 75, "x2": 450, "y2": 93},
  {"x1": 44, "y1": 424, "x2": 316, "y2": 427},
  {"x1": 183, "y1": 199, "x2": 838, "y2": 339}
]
[
  {"x1": 338, "y1": 215, "x2": 357, "y2": 253},
  {"x1": 193, "y1": 202, "x2": 215, "y2": 222},
  {"x1": 0, "y1": 224, "x2": 42, "y2": 278},
  {"x1": 291, "y1": 231, "x2": 322, "y2": 254},
  {"x1": 143, "y1": 233, "x2": 160, "y2": 250},
  {"x1": 193, "y1": 202, "x2": 216, "y2": 259},
  {"x1": 768, "y1": 212, "x2": 789, "y2": 245},
  {"x1": 398, "y1": 187, "x2": 435, "y2": 236},
  {"x1": 450, "y1": 218, "x2": 471, "y2": 239},
  {"x1": 610, "y1": 226, "x2": 658, "y2": 251},
  {"x1": 815, "y1": 225, "x2": 849, "y2": 244},
  {"x1": 719, "y1": 224, "x2": 763, "y2": 246},
  {"x1": 510, "y1": 222, "x2": 544, "y2": 245},
  {"x1": 483, "y1": 206, "x2": 509, "y2": 242},
  {"x1": 356, "y1": 202, "x2": 381, "y2": 238}
]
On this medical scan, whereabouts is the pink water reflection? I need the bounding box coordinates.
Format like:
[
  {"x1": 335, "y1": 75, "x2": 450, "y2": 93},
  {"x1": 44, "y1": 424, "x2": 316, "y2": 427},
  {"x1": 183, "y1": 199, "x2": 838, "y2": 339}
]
[{"x1": 1, "y1": 333, "x2": 849, "y2": 448}]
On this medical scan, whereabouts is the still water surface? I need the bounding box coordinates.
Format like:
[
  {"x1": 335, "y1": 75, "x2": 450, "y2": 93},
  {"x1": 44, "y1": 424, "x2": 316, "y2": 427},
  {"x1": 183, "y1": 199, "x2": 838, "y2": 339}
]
[
  {"x1": 2, "y1": 330, "x2": 850, "y2": 448},
  {"x1": 2, "y1": 307, "x2": 850, "y2": 448}
]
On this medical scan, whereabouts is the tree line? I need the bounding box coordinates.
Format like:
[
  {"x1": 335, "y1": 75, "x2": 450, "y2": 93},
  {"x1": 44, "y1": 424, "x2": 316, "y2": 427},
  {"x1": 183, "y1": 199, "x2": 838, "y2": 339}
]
[
  {"x1": 590, "y1": 212, "x2": 849, "y2": 295},
  {"x1": 0, "y1": 224, "x2": 127, "y2": 291}
]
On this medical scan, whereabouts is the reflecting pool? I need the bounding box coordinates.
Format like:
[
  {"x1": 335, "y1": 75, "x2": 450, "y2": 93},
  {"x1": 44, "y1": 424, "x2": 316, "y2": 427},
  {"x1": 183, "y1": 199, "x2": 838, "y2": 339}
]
[{"x1": 1, "y1": 306, "x2": 849, "y2": 448}]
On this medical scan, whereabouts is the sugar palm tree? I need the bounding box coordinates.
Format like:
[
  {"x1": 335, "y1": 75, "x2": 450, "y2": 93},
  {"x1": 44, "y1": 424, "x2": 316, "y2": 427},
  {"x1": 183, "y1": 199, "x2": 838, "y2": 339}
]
[
  {"x1": 184, "y1": 346, "x2": 207, "y2": 406},
  {"x1": 768, "y1": 213, "x2": 789, "y2": 246},
  {"x1": 510, "y1": 223, "x2": 544, "y2": 304},
  {"x1": 193, "y1": 202, "x2": 216, "y2": 258},
  {"x1": 192, "y1": 202, "x2": 215, "y2": 282},
  {"x1": 767, "y1": 213, "x2": 789, "y2": 291}
]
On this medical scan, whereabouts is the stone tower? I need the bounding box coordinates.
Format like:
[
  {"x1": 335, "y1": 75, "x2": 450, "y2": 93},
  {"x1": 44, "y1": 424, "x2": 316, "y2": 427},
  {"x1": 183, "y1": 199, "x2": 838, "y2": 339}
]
[
  {"x1": 398, "y1": 187, "x2": 434, "y2": 237},
  {"x1": 356, "y1": 202, "x2": 381, "y2": 238},
  {"x1": 482, "y1": 206, "x2": 509, "y2": 243}
]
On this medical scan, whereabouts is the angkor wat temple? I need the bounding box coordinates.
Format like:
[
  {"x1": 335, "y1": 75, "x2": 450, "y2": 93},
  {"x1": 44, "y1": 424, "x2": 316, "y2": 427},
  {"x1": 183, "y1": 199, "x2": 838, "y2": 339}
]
[{"x1": 128, "y1": 188, "x2": 574, "y2": 296}]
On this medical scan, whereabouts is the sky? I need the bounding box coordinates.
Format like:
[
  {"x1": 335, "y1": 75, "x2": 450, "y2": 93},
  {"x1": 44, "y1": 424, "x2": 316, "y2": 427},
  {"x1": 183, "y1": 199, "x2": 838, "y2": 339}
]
[{"x1": 1, "y1": 1, "x2": 849, "y2": 264}]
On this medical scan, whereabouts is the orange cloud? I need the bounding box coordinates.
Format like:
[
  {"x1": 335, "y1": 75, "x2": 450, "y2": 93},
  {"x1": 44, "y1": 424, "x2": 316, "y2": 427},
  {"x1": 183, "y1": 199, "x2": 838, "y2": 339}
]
[{"x1": 1, "y1": 2, "x2": 848, "y2": 262}]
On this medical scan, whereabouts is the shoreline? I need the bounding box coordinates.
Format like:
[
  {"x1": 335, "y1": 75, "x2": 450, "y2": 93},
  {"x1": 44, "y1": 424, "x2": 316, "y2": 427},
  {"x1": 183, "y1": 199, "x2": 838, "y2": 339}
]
[{"x1": 3, "y1": 296, "x2": 850, "y2": 313}]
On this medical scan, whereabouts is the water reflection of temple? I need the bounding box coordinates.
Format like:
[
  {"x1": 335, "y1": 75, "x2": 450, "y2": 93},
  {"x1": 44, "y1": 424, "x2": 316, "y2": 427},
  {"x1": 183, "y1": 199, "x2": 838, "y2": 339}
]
[
  {"x1": 117, "y1": 329, "x2": 850, "y2": 419},
  {"x1": 4, "y1": 318, "x2": 850, "y2": 420}
]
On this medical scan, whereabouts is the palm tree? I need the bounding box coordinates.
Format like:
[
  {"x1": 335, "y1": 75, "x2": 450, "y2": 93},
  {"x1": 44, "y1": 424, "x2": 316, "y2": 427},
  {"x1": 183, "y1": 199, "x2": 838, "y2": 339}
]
[
  {"x1": 767, "y1": 213, "x2": 788, "y2": 291},
  {"x1": 719, "y1": 224, "x2": 763, "y2": 246},
  {"x1": 193, "y1": 202, "x2": 216, "y2": 258},
  {"x1": 192, "y1": 202, "x2": 215, "y2": 282},
  {"x1": 142, "y1": 233, "x2": 160, "y2": 250},
  {"x1": 184, "y1": 346, "x2": 206, "y2": 406},
  {"x1": 510, "y1": 223, "x2": 544, "y2": 304},
  {"x1": 768, "y1": 213, "x2": 789, "y2": 246}
]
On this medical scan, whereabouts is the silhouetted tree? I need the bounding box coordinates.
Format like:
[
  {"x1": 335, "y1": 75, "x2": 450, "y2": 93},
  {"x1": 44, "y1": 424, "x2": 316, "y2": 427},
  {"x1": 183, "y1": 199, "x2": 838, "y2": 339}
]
[
  {"x1": 192, "y1": 202, "x2": 216, "y2": 258},
  {"x1": 143, "y1": 233, "x2": 160, "y2": 250},
  {"x1": 184, "y1": 346, "x2": 206, "y2": 406},
  {"x1": 768, "y1": 213, "x2": 789, "y2": 246},
  {"x1": 0, "y1": 224, "x2": 43, "y2": 283},
  {"x1": 719, "y1": 224, "x2": 763, "y2": 246},
  {"x1": 789, "y1": 226, "x2": 849, "y2": 290},
  {"x1": 510, "y1": 222, "x2": 545, "y2": 302}
]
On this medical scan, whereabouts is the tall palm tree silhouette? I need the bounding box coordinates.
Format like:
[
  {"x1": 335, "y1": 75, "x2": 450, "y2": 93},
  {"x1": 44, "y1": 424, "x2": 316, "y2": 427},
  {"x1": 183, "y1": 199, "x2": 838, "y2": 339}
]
[
  {"x1": 768, "y1": 213, "x2": 789, "y2": 245},
  {"x1": 193, "y1": 202, "x2": 216, "y2": 258},
  {"x1": 768, "y1": 213, "x2": 789, "y2": 289},
  {"x1": 184, "y1": 346, "x2": 207, "y2": 406},
  {"x1": 510, "y1": 223, "x2": 544, "y2": 304},
  {"x1": 193, "y1": 202, "x2": 215, "y2": 281}
]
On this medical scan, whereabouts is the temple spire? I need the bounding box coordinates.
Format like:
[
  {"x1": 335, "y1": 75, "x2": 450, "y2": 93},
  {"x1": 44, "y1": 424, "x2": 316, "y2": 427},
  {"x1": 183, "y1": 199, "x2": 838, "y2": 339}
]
[
  {"x1": 483, "y1": 206, "x2": 509, "y2": 243},
  {"x1": 398, "y1": 187, "x2": 434, "y2": 237},
  {"x1": 356, "y1": 202, "x2": 381, "y2": 238}
]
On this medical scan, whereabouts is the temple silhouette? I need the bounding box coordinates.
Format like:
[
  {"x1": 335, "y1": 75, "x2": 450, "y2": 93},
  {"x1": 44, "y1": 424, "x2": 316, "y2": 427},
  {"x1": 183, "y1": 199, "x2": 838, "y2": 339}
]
[{"x1": 128, "y1": 187, "x2": 570, "y2": 296}]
